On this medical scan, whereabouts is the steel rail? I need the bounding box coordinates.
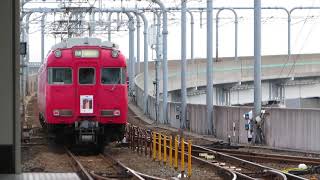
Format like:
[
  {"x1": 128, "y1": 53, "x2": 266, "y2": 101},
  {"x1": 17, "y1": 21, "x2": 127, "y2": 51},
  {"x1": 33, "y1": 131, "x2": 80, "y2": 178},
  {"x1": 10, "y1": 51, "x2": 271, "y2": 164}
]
[
  {"x1": 102, "y1": 152, "x2": 163, "y2": 180},
  {"x1": 151, "y1": 136, "x2": 293, "y2": 179},
  {"x1": 152, "y1": 135, "x2": 287, "y2": 179},
  {"x1": 213, "y1": 150, "x2": 320, "y2": 166},
  {"x1": 192, "y1": 144, "x2": 307, "y2": 180},
  {"x1": 89, "y1": 171, "x2": 131, "y2": 180},
  {"x1": 66, "y1": 147, "x2": 148, "y2": 180},
  {"x1": 65, "y1": 147, "x2": 94, "y2": 180},
  {"x1": 264, "y1": 170, "x2": 287, "y2": 180},
  {"x1": 151, "y1": 138, "x2": 238, "y2": 179},
  {"x1": 190, "y1": 145, "x2": 280, "y2": 179},
  {"x1": 134, "y1": 171, "x2": 167, "y2": 180}
]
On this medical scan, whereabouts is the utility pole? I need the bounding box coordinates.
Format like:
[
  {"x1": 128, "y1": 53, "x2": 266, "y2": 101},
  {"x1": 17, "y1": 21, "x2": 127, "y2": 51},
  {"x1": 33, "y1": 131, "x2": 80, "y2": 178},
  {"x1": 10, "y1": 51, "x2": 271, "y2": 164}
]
[
  {"x1": 181, "y1": 0, "x2": 187, "y2": 130},
  {"x1": 206, "y1": 0, "x2": 214, "y2": 134},
  {"x1": 254, "y1": 0, "x2": 262, "y2": 144}
]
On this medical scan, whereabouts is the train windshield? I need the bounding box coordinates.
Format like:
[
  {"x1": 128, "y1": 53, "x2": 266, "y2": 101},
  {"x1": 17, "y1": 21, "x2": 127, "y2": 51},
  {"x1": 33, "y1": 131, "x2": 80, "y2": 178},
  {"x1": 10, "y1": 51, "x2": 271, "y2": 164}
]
[
  {"x1": 48, "y1": 68, "x2": 72, "y2": 85},
  {"x1": 101, "y1": 68, "x2": 126, "y2": 84},
  {"x1": 79, "y1": 68, "x2": 95, "y2": 85}
]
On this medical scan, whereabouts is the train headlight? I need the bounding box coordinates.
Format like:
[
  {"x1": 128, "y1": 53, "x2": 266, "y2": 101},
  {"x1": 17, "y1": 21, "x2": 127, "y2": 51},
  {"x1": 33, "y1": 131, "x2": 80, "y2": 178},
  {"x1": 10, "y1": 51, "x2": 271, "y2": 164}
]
[
  {"x1": 113, "y1": 109, "x2": 121, "y2": 116},
  {"x1": 53, "y1": 109, "x2": 73, "y2": 117},
  {"x1": 53, "y1": 110, "x2": 60, "y2": 116},
  {"x1": 111, "y1": 49, "x2": 119, "y2": 58},
  {"x1": 54, "y1": 49, "x2": 62, "y2": 58}
]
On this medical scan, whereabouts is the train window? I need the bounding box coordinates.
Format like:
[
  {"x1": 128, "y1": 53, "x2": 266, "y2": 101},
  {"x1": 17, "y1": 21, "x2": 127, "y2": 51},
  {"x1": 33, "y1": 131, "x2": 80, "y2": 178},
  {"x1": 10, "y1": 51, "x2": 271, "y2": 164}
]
[
  {"x1": 48, "y1": 68, "x2": 72, "y2": 85},
  {"x1": 79, "y1": 68, "x2": 95, "y2": 84},
  {"x1": 121, "y1": 68, "x2": 127, "y2": 84},
  {"x1": 101, "y1": 68, "x2": 122, "y2": 84}
]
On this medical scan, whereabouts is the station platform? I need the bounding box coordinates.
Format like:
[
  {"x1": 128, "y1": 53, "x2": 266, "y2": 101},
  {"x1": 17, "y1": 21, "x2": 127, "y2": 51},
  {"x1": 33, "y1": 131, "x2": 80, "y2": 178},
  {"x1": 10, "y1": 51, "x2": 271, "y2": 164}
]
[{"x1": 0, "y1": 173, "x2": 80, "y2": 180}]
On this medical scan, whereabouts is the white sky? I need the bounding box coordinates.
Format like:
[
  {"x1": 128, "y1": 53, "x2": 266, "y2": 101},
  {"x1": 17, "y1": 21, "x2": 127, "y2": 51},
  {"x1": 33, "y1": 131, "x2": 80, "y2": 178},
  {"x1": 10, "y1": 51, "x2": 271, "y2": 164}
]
[{"x1": 22, "y1": 0, "x2": 320, "y2": 62}]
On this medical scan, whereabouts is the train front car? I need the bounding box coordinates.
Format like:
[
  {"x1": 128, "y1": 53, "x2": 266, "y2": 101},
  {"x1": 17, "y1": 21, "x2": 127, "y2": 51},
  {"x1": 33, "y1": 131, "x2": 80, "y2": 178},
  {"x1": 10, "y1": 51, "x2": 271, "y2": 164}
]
[{"x1": 37, "y1": 38, "x2": 128, "y2": 148}]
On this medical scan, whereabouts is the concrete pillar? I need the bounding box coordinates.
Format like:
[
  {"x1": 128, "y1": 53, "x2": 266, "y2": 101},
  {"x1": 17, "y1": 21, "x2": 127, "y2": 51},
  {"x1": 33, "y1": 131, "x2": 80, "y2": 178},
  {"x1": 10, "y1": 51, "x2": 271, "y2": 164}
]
[
  {"x1": 181, "y1": 0, "x2": 187, "y2": 129},
  {"x1": 206, "y1": 0, "x2": 214, "y2": 135},
  {"x1": 254, "y1": 0, "x2": 262, "y2": 144},
  {"x1": 0, "y1": 0, "x2": 20, "y2": 173}
]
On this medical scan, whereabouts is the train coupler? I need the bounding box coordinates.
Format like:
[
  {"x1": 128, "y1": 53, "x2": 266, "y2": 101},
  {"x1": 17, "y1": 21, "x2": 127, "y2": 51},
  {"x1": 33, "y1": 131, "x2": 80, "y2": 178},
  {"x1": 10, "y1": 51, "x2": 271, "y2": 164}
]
[{"x1": 75, "y1": 120, "x2": 99, "y2": 144}]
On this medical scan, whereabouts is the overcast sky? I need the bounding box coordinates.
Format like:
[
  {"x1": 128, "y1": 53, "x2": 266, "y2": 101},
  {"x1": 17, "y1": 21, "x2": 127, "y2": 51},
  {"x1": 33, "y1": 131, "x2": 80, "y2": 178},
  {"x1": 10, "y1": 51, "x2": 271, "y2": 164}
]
[{"x1": 23, "y1": 0, "x2": 320, "y2": 62}]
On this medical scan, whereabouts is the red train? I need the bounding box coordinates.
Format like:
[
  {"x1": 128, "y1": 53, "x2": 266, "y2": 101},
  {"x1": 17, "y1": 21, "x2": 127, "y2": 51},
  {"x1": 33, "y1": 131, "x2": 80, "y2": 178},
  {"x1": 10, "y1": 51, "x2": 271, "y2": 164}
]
[{"x1": 37, "y1": 38, "x2": 128, "y2": 148}]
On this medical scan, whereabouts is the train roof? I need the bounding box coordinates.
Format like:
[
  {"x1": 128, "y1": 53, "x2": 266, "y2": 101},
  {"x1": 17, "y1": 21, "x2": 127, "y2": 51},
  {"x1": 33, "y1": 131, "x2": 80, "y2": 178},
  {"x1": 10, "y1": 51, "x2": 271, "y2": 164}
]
[{"x1": 51, "y1": 37, "x2": 119, "y2": 50}]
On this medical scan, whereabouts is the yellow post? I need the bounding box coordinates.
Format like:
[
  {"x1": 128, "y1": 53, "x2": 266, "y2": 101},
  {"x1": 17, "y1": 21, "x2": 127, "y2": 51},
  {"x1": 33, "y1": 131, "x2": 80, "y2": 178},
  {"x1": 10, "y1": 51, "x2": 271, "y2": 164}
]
[
  {"x1": 153, "y1": 132, "x2": 156, "y2": 160},
  {"x1": 158, "y1": 133, "x2": 162, "y2": 161},
  {"x1": 163, "y1": 135, "x2": 167, "y2": 164},
  {"x1": 188, "y1": 140, "x2": 192, "y2": 177},
  {"x1": 181, "y1": 137, "x2": 185, "y2": 173},
  {"x1": 169, "y1": 136, "x2": 172, "y2": 167},
  {"x1": 174, "y1": 136, "x2": 178, "y2": 169}
]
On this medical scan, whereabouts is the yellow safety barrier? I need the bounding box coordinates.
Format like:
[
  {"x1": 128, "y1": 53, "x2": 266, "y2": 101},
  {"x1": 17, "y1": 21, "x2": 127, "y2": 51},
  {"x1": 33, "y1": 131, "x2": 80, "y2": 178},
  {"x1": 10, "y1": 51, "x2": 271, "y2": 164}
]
[
  {"x1": 169, "y1": 136, "x2": 173, "y2": 167},
  {"x1": 174, "y1": 136, "x2": 178, "y2": 169},
  {"x1": 158, "y1": 133, "x2": 162, "y2": 161},
  {"x1": 163, "y1": 135, "x2": 167, "y2": 164},
  {"x1": 188, "y1": 140, "x2": 192, "y2": 177},
  {"x1": 181, "y1": 137, "x2": 185, "y2": 173},
  {"x1": 153, "y1": 132, "x2": 156, "y2": 160},
  {"x1": 149, "y1": 131, "x2": 192, "y2": 176}
]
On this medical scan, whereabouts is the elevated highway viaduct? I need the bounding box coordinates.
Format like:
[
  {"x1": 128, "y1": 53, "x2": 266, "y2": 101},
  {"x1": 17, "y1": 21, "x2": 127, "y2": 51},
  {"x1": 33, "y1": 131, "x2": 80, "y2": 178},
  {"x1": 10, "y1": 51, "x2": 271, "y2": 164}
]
[{"x1": 134, "y1": 53, "x2": 320, "y2": 152}]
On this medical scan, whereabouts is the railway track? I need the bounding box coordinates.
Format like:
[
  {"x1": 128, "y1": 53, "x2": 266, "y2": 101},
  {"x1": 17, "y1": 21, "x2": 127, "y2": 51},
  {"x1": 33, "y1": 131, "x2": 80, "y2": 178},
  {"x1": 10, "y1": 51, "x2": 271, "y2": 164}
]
[
  {"x1": 200, "y1": 147, "x2": 320, "y2": 166},
  {"x1": 191, "y1": 144, "x2": 309, "y2": 180},
  {"x1": 65, "y1": 147, "x2": 165, "y2": 180},
  {"x1": 147, "y1": 131, "x2": 307, "y2": 180}
]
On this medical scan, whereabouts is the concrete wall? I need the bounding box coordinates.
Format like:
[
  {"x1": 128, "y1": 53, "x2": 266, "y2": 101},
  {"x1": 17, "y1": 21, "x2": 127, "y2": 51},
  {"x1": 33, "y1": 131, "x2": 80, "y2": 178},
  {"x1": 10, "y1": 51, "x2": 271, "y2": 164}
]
[
  {"x1": 286, "y1": 98, "x2": 320, "y2": 109},
  {"x1": 135, "y1": 84, "x2": 320, "y2": 152},
  {"x1": 0, "y1": 0, "x2": 19, "y2": 173}
]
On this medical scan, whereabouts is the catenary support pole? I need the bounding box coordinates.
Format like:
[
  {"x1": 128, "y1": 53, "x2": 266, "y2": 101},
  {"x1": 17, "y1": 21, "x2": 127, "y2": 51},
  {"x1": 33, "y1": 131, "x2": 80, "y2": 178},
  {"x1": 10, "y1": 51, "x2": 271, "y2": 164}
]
[
  {"x1": 216, "y1": 8, "x2": 238, "y2": 61},
  {"x1": 137, "y1": 12, "x2": 149, "y2": 114},
  {"x1": 41, "y1": 14, "x2": 46, "y2": 63},
  {"x1": 206, "y1": 0, "x2": 213, "y2": 134},
  {"x1": 186, "y1": 9, "x2": 194, "y2": 61},
  {"x1": 126, "y1": 12, "x2": 135, "y2": 96},
  {"x1": 186, "y1": 9, "x2": 196, "y2": 89},
  {"x1": 181, "y1": 0, "x2": 187, "y2": 129},
  {"x1": 152, "y1": 0, "x2": 168, "y2": 124},
  {"x1": 24, "y1": 13, "x2": 32, "y2": 96},
  {"x1": 254, "y1": 0, "x2": 262, "y2": 144},
  {"x1": 108, "y1": 12, "x2": 113, "y2": 41},
  {"x1": 89, "y1": 11, "x2": 95, "y2": 37},
  {"x1": 154, "y1": 11, "x2": 161, "y2": 123},
  {"x1": 135, "y1": 13, "x2": 141, "y2": 75}
]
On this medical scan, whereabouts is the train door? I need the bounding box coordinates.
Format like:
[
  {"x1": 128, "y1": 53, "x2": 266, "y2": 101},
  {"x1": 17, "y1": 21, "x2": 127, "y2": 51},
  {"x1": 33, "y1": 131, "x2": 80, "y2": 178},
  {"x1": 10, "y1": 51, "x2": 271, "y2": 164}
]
[
  {"x1": 75, "y1": 62, "x2": 100, "y2": 144},
  {"x1": 76, "y1": 63, "x2": 99, "y2": 117}
]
